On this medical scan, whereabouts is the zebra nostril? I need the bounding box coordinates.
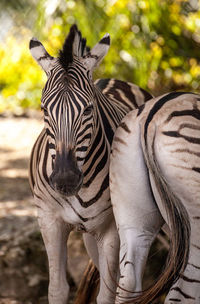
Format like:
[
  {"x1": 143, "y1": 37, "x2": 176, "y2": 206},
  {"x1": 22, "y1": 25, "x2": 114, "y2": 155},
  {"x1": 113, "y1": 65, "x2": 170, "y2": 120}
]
[{"x1": 50, "y1": 169, "x2": 83, "y2": 196}]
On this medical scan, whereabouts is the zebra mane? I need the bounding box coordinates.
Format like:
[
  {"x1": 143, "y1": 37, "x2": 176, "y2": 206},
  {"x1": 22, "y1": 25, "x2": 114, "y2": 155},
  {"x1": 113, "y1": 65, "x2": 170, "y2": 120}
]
[{"x1": 59, "y1": 24, "x2": 90, "y2": 71}]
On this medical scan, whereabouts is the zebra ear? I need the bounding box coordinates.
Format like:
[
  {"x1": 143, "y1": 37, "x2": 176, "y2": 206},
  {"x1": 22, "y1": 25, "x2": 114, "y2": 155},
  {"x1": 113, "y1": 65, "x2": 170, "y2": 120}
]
[
  {"x1": 81, "y1": 33, "x2": 110, "y2": 73},
  {"x1": 29, "y1": 38, "x2": 56, "y2": 73}
]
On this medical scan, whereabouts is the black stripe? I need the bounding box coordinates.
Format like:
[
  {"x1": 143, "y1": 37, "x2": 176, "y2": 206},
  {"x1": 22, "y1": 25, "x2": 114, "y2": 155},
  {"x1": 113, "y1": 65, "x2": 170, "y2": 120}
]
[
  {"x1": 76, "y1": 133, "x2": 91, "y2": 145},
  {"x1": 34, "y1": 138, "x2": 63, "y2": 207},
  {"x1": 171, "y1": 287, "x2": 195, "y2": 299},
  {"x1": 68, "y1": 90, "x2": 82, "y2": 113},
  {"x1": 119, "y1": 121, "x2": 131, "y2": 133},
  {"x1": 97, "y1": 100, "x2": 114, "y2": 144},
  {"x1": 39, "y1": 54, "x2": 53, "y2": 61},
  {"x1": 77, "y1": 123, "x2": 93, "y2": 139},
  {"x1": 74, "y1": 90, "x2": 88, "y2": 107},
  {"x1": 180, "y1": 274, "x2": 200, "y2": 283},
  {"x1": 166, "y1": 108, "x2": 200, "y2": 122},
  {"x1": 192, "y1": 243, "x2": 200, "y2": 250},
  {"x1": 84, "y1": 145, "x2": 108, "y2": 187},
  {"x1": 76, "y1": 174, "x2": 109, "y2": 207},
  {"x1": 137, "y1": 103, "x2": 145, "y2": 116},
  {"x1": 77, "y1": 156, "x2": 84, "y2": 162},
  {"x1": 120, "y1": 253, "x2": 126, "y2": 264},
  {"x1": 65, "y1": 203, "x2": 111, "y2": 223},
  {"x1": 40, "y1": 142, "x2": 64, "y2": 208},
  {"x1": 82, "y1": 114, "x2": 93, "y2": 125},
  {"x1": 84, "y1": 126, "x2": 103, "y2": 165},
  {"x1": 188, "y1": 263, "x2": 200, "y2": 269},
  {"x1": 95, "y1": 78, "x2": 110, "y2": 91},
  {"x1": 139, "y1": 88, "x2": 152, "y2": 101},
  {"x1": 106, "y1": 80, "x2": 138, "y2": 109},
  {"x1": 42, "y1": 140, "x2": 50, "y2": 184},
  {"x1": 168, "y1": 299, "x2": 181, "y2": 302},
  {"x1": 163, "y1": 131, "x2": 200, "y2": 144},
  {"x1": 46, "y1": 90, "x2": 62, "y2": 110},
  {"x1": 192, "y1": 167, "x2": 200, "y2": 173},
  {"x1": 99, "y1": 35, "x2": 110, "y2": 45},
  {"x1": 144, "y1": 92, "x2": 187, "y2": 143},
  {"x1": 29, "y1": 39, "x2": 42, "y2": 48},
  {"x1": 29, "y1": 130, "x2": 46, "y2": 191},
  {"x1": 76, "y1": 146, "x2": 88, "y2": 152}
]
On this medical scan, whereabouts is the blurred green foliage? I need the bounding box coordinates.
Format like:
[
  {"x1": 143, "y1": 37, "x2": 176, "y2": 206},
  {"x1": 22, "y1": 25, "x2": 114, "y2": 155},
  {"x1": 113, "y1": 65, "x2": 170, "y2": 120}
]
[{"x1": 1, "y1": 0, "x2": 200, "y2": 113}]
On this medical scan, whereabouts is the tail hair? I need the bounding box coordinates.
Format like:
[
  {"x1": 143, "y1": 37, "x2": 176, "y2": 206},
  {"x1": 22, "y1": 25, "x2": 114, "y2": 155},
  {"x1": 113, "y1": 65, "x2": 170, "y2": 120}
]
[{"x1": 122, "y1": 124, "x2": 191, "y2": 304}]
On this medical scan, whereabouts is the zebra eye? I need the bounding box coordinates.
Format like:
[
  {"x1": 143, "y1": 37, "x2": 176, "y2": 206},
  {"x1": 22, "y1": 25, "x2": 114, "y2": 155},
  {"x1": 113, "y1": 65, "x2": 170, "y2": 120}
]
[
  {"x1": 83, "y1": 105, "x2": 93, "y2": 116},
  {"x1": 42, "y1": 106, "x2": 48, "y2": 115}
]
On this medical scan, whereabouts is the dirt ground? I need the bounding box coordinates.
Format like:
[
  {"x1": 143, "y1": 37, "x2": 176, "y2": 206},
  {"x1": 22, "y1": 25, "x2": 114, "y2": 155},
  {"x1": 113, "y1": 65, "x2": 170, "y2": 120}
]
[{"x1": 0, "y1": 114, "x2": 89, "y2": 304}]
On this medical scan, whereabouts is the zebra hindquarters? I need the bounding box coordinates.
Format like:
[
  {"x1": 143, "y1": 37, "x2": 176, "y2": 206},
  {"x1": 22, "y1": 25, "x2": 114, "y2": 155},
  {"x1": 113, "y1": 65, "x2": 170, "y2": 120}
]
[
  {"x1": 110, "y1": 111, "x2": 163, "y2": 303},
  {"x1": 152, "y1": 109, "x2": 200, "y2": 304}
]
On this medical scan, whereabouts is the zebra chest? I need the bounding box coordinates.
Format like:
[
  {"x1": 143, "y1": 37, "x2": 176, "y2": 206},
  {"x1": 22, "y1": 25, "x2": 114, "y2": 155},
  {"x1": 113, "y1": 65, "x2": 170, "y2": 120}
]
[
  {"x1": 61, "y1": 190, "x2": 112, "y2": 231},
  {"x1": 35, "y1": 179, "x2": 112, "y2": 232}
]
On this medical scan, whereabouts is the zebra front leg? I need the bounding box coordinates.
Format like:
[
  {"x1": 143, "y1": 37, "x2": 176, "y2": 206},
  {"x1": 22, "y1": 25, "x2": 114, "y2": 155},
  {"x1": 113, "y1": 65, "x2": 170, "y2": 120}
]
[
  {"x1": 95, "y1": 217, "x2": 120, "y2": 304},
  {"x1": 37, "y1": 203, "x2": 71, "y2": 304},
  {"x1": 83, "y1": 233, "x2": 99, "y2": 269}
]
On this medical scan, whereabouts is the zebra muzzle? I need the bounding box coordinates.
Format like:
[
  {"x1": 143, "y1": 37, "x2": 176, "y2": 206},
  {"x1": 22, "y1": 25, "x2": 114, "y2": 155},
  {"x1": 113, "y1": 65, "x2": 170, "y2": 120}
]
[
  {"x1": 49, "y1": 150, "x2": 83, "y2": 197},
  {"x1": 50, "y1": 169, "x2": 83, "y2": 197}
]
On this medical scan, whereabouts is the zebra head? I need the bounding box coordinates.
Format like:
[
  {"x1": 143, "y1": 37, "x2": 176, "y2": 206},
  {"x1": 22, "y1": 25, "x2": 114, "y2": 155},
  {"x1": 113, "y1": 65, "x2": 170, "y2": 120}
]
[{"x1": 29, "y1": 25, "x2": 110, "y2": 197}]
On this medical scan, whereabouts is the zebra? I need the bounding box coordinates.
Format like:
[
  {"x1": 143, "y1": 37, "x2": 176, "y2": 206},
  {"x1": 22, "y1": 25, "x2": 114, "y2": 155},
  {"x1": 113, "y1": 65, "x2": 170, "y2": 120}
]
[
  {"x1": 28, "y1": 24, "x2": 152, "y2": 304},
  {"x1": 110, "y1": 91, "x2": 200, "y2": 303}
]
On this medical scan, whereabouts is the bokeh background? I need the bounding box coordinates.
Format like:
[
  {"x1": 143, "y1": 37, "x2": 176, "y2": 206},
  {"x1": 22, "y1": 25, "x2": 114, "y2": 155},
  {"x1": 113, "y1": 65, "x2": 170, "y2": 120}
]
[
  {"x1": 2, "y1": 0, "x2": 200, "y2": 114},
  {"x1": 0, "y1": 0, "x2": 200, "y2": 303}
]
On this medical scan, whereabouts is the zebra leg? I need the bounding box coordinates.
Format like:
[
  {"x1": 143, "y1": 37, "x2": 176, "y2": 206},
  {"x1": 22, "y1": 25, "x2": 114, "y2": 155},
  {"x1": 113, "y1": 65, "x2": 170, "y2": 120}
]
[
  {"x1": 95, "y1": 217, "x2": 120, "y2": 304},
  {"x1": 114, "y1": 206, "x2": 162, "y2": 303},
  {"x1": 37, "y1": 202, "x2": 71, "y2": 304},
  {"x1": 110, "y1": 114, "x2": 163, "y2": 302},
  {"x1": 83, "y1": 233, "x2": 99, "y2": 269}
]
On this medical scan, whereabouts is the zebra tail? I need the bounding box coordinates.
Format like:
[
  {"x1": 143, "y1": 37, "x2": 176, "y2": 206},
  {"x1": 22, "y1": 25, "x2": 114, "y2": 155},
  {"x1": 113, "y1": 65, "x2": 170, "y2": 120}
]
[{"x1": 124, "y1": 124, "x2": 191, "y2": 304}]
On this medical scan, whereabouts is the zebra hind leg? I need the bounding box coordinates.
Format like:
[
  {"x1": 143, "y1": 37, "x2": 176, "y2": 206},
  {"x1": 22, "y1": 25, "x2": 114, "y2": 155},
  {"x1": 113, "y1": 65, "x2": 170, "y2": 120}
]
[
  {"x1": 115, "y1": 226, "x2": 161, "y2": 303},
  {"x1": 110, "y1": 113, "x2": 163, "y2": 303}
]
